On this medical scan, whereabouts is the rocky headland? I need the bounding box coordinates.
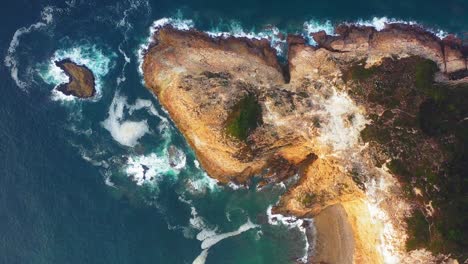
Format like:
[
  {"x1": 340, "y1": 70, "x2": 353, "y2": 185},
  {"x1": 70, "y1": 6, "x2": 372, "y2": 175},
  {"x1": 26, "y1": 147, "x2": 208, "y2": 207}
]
[
  {"x1": 55, "y1": 59, "x2": 96, "y2": 98},
  {"x1": 142, "y1": 23, "x2": 468, "y2": 263}
]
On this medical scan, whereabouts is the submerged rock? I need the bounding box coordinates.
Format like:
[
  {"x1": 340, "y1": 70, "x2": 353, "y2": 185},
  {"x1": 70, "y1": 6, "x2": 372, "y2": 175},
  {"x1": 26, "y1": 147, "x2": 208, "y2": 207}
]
[{"x1": 55, "y1": 59, "x2": 96, "y2": 98}]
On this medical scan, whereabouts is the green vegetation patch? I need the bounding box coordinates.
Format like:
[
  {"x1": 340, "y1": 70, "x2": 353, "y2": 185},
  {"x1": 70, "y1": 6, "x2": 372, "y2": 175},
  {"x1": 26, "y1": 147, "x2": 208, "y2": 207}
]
[
  {"x1": 346, "y1": 56, "x2": 468, "y2": 259},
  {"x1": 349, "y1": 64, "x2": 377, "y2": 81},
  {"x1": 226, "y1": 94, "x2": 262, "y2": 141},
  {"x1": 406, "y1": 210, "x2": 431, "y2": 251},
  {"x1": 301, "y1": 193, "x2": 317, "y2": 207},
  {"x1": 414, "y1": 59, "x2": 447, "y2": 102},
  {"x1": 360, "y1": 123, "x2": 391, "y2": 144}
]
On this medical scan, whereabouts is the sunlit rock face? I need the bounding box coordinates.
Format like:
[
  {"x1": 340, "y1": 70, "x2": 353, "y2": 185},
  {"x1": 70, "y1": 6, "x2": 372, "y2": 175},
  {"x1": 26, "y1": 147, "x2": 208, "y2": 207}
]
[
  {"x1": 143, "y1": 24, "x2": 468, "y2": 263},
  {"x1": 55, "y1": 59, "x2": 96, "y2": 98}
]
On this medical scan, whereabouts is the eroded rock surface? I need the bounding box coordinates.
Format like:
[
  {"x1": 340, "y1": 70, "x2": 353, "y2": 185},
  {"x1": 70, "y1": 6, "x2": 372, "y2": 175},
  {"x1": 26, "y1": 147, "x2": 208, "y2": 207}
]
[{"x1": 55, "y1": 59, "x2": 96, "y2": 98}]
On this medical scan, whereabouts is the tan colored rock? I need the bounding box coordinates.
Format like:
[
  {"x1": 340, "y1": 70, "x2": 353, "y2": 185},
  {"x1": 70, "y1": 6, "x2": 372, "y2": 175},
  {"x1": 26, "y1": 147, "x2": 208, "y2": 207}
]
[
  {"x1": 443, "y1": 36, "x2": 467, "y2": 73},
  {"x1": 55, "y1": 59, "x2": 95, "y2": 98},
  {"x1": 273, "y1": 158, "x2": 364, "y2": 217},
  {"x1": 313, "y1": 24, "x2": 468, "y2": 76},
  {"x1": 368, "y1": 24, "x2": 445, "y2": 70}
]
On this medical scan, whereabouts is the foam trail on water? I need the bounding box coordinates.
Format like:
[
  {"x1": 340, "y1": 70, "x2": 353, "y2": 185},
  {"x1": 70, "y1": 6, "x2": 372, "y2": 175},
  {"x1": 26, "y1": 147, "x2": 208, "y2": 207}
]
[
  {"x1": 117, "y1": 45, "x2": 130, "y2": 85},
  {"x1": 5, "y1": 6, "x2": 57, "y2": 90},
  {"x1": 183, "y1": 201, "x2": 259, "y2": 264},
  {"x1": 193, "y1": 218, "x2": 258, "y2": 264},
  {"x1": 116, "y1": 0, "x2": 151, "y2": 86},
  {"x1": 101, "y1": 93, "x2": 150, "y2": 147},
  {"x1": 192, "y1": 249, "x2": 209, "y2": 264},
  {"x1": 200, "y1": 219, "x2": 258, "y2": 249},
  {"x1": 267, "y1": 206, "x2": 312, "y2": 263}
]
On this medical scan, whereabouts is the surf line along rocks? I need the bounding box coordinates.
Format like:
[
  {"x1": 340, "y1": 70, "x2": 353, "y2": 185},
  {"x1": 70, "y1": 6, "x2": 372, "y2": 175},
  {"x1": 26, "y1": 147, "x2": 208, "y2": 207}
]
[
  {"x1": 55, "y1": 58, "x2": 96, "y2": 98},
  {"x1": 142, "y1": 24, "x2": 468, "y2": 263}
]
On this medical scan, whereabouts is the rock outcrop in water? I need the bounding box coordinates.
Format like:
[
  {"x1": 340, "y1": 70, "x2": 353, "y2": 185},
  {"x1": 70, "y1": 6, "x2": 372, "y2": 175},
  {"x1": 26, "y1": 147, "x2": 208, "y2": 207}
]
[
  {"x1": 143, "y1": 24, "x2": 468, "y2": 263},
  {"x1": 55, "y1": 59, "x2": 96, "y2": 98}
]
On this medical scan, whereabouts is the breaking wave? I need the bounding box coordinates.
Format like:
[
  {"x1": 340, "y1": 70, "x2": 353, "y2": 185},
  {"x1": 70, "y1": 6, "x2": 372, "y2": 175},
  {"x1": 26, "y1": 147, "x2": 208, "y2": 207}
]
[
  {"x1": 125, "y1": 151, "x2": 182, "y2": 185},
  {"x1": 267, "y1": 206, "x2": 313, "y2": 263}
]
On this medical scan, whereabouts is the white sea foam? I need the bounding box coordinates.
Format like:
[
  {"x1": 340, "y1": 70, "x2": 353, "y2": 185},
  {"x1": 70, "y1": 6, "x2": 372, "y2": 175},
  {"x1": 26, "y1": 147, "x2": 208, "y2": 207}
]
[
  {"x1": 39, "y1": 45, "x2": 116, "y2": 101},
  {"x1": 192, "y1": 249, "x2": 209, "y2": 264},
  {"x1": 186, "y1": 172, "x2": 220, "y2": 195},
  {"x1": 267, "y1": 206, "x2": 312, "y2": 263},
  {"x1": 200, "y1": 219, "x2": 258, "y2": 249},
  {"x1": 184, "y1": 201, "x2": 259, "y2": 264},
  {"x1": 128, "y1": 98, "x2": 168, "y2": 122},
  {"x1": 192, "y1": 218, "x2": 259, "y2": 264},
  {"x1": 116, "y1": 44, "x2": 130, "y2": 85},
  {"x1": 206, "y1": 21, "x2": 287, "y2": 55},
  {"x1": 101, "y1": 93, "x2": 150, "y2": 147},
  {"x1": 116, "y1": 0, "x2": 151, "y2": 86},
  {"x1": 5, "y1": 6, "x2": 57, "y2": 90},
  {"x1": 50, "y1": 89, "x2": 76, "y2": 102},
  {"x1": 226, "y1": 181, "x2": 247, "y2": 190},
  {"x1": 101, "y1": 94, "x2": 169, "y2": 148},
  {"x1": 303, "y1": 19, "x2": 336, "y2": 45},
  {"x1": 127, "y1": 98, "x2": 171, "y2": 138},
  {"x1": 353, "y1": 17, "x2": 448, "y2": 39},
  {"x1": 125, "y1": 151, "x2": 180, "y2": 185}
]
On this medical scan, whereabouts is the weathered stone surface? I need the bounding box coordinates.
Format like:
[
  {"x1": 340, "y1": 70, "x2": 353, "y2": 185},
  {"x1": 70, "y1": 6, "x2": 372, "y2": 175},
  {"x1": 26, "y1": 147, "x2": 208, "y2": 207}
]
[
  {"x1": 55, "y1": 59, "x2": 95, "y2": 98},
  {"x1": 313, "y1": 23, "x2": 468, "y2": 76},
  {"x1": 443, "y1": 35, "x2": 467, "y2": 74}
]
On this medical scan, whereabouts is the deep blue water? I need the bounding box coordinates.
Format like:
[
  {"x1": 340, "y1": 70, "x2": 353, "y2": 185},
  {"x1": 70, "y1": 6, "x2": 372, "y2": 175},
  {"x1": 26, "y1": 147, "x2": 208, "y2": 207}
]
[{"x1": 1, "y1": 1, "x2": 467, "y2": 264}]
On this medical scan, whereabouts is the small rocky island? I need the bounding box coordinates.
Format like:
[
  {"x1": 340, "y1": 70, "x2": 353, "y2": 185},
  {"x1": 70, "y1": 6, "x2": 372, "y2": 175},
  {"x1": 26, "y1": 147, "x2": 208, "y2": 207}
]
[
  {"x1": 142, "y1": 24, "x2": 468, "y2": 263},
  {"x1": 55, "y1": 59, "x2": 96, "y2": 98}
]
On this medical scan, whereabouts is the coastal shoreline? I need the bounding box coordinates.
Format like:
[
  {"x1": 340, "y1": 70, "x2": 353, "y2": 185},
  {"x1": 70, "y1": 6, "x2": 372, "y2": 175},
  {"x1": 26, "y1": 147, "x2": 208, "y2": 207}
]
[{"x1": 142, "y1": 22, "x2": 467, "y2": 263}]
